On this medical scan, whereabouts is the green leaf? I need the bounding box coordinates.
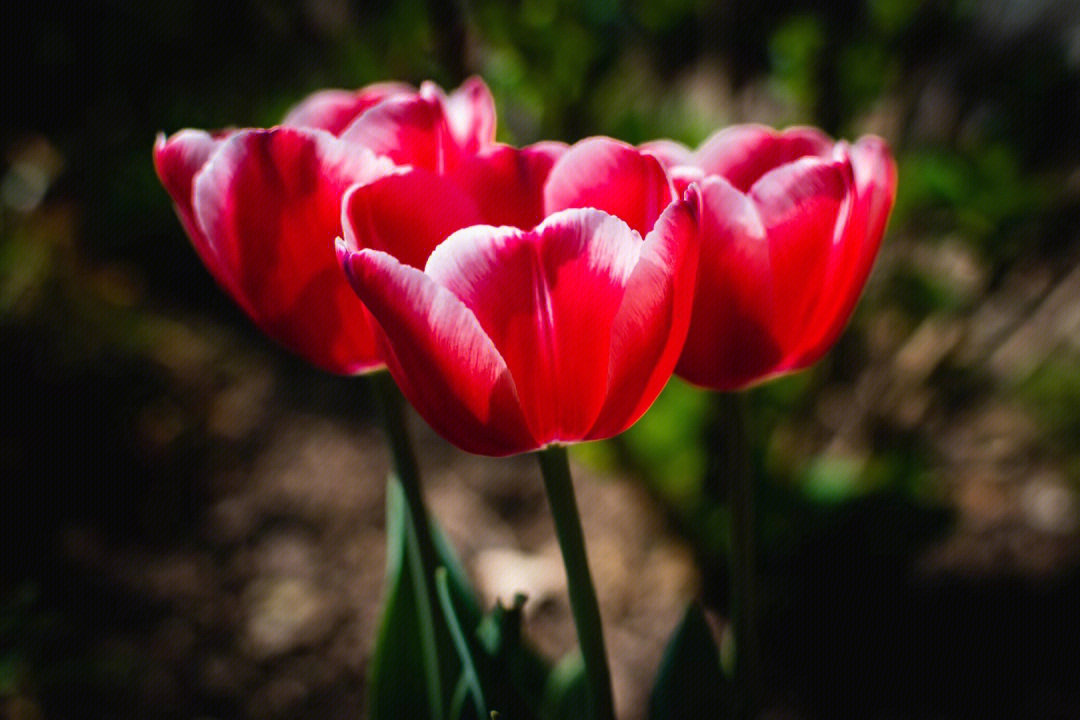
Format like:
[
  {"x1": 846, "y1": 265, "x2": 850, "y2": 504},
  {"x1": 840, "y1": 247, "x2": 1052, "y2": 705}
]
[
  {"x1": 474, "y1": 596, "x2": 549, "y2": 720},
  {"x1": 372, "y1": 474, "x2": 488, "y2": 720},
  {"x1": 432, "y1": 515, "x2": 483, "y2": 632},
  {"x1": 450, "y1": 674, "x2": 473, "y2": 720},
  {"x1": 437, "y1": 568, "x2": 489, "y2": 720},
  {"x1": 369, "y1": 477, "x2": 443, "y2": 720},
  {"x1": 649, "y1": 604, "x2": 728, "y2": 720},
  {"x1": 371, "y1": 475, "x2": 563, "y2": 720},
  {"x1": 443, "y1": 589, "x2": 552, "y2": 720},
  {"x1": 541, "y1": 651, "x2": 589, "y2": 720}
]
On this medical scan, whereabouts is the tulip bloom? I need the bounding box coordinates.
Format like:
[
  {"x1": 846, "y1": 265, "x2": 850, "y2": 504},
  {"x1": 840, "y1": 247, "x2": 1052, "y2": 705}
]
[
  {"x1": 337, "y1": 190, "x2": 700, "y2": 457},
  {"x1": 153, "y1": 77, "x2": 497, "y2": 374},
  {"x1": 642, "y1": 125, "x2": 897, "y2": 390},
  {"x1": 335, "y1": 134, "x2": 686, "y2": 456}
]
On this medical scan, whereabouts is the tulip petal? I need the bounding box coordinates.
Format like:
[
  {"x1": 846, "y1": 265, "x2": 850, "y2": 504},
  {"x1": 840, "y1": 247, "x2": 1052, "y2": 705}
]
[
  {"x1": 426, "y1": 209, "x2": 640, "y2": 444},
  {"x1": 695, "y1": 124, "x2": 833, "y2": 192},
  {"x1": 451, "y1": 141, "x2": 567, "y2": 229},
  {"x1": 851, "y1": 135, "x2": 897, "y2": 260},
  {"x1": 339, "y1": 246, "x2": 534, "y2": 456},
  {"x1": 341, "y1": 94, "x2": 457, "y2": 172},
  {"x1": 544, "y1": 137, "x2": 675, "y2": 236},
  {"x1": 640, "y1": 139, "x2": 694, "y2": 170},
  {"x1": 192, "y1": 127, "x2": 392, "y2": 374},
  {"x1": 341, "y1": 167, "x2": 483, "y2": 270},
  {"x1": 750, "y1": 156, "x2": 851, "y2": 359},
  {"x1": 674, "y1": 177, "x2": 783, "y2": 390},
  {"x1": 668, "y1": 165, "x2": 706, "y2": 197},
  {"x1": 791, "y1": 137, "x2": 896, "y2": 366},
  {"x1": 153, "y1": 130, "x2": 245, "y2": 305},
  {"x1": 589, "y1": 188, "x2": 701, "y2": 438},
  {"x1": 281, "y1": 83, "x2": 413, "y2": 135},
  {"x1": 154, "y1": 130, "x2": 223, "y2": 216},
  {"x1": 441, "y1": 76, "x2": 498, "y2": 154}
]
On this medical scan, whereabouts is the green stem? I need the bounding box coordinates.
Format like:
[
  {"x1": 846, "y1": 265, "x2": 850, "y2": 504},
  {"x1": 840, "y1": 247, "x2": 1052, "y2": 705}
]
[
  {"x1": 369, "y1": 371, "x2": 445, "y2": 720},
  {"x1": 370, "y1": 372, "x2": 441, "y2": 584},
  {"x1": 537, "y1": 445, "x2": 616, "y2": 720},
  {"x1": 711, "y1": 392, "x2": 761, "y2": 720}
]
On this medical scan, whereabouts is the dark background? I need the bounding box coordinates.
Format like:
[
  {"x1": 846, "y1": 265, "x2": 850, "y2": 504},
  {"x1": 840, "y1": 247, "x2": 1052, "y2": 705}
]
[{"x1": 4, "y1": 1, "x2": 1080, "y2": 718}]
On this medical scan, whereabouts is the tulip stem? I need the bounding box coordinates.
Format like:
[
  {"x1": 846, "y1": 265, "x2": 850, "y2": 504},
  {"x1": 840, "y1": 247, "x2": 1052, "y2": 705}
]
[
  {"x1": 537, "y1": 445, "x2": 616, "y2": 720},
  {"x1": 370, "y1": 372, "x2": 440, "y2": 580},
  {"x1": 369, "y1": 370, "x2": 446, "y2": 720},
  {"x1": 712, "y1": 392, "x2": 761, "y2": 720}
]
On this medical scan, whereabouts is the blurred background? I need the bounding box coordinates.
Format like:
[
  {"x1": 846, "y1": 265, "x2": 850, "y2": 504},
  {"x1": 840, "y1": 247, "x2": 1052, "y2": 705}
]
[{"x1": 4, "y1": 0, "x2": 1080, "y2": 718}]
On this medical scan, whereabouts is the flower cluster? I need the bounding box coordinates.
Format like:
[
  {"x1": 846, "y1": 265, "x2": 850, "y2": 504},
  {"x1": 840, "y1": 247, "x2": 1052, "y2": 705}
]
[{"x1": 156, "y1": 77, "x2": 896, "y2": 456}]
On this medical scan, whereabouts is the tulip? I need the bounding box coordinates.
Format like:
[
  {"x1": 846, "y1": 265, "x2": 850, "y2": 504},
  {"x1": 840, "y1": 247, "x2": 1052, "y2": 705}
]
[
  {"x1": 339, "y1": 134, "x2": 687, "y2": 720},
  {"x1": 340, "y1": 184, "x2": 699, "y2": 720},
  {"x1": 639, "y1": 125, "x2": 897, "y2": 720},
  {"x1": 153, "y1": 77, "x2": 498, "y2": 374},
  {"x1": 155, "y1": 81, "x2": 515, "y2": 720},
  {"x1": 641, "y1": 125, "x2": 897, "y2": 390},
  {"x1": 337, "y1": 189, "x2": 700, "y2": 457}
]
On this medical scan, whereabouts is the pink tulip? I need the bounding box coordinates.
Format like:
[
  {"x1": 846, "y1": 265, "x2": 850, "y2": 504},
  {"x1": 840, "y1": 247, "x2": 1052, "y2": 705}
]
[
  {"x1": 337, "y1": 187, "x2": 701, "y2": 456},
  {"x1": 642, "y1": 125, "x2": 897, "y2": 390},
  {"x1": 154, "y1": 77, "x2": 499, "y2": 374}
]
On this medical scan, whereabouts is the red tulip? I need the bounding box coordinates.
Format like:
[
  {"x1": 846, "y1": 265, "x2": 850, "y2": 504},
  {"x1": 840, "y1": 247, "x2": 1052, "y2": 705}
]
[
  {"x1": 154, "y1": 77, "x2": 499, "y2": 374},
  {"x1": 337, "y1": 190, "x2": 701, "y2": 456},
  {"x1": 643, "y1": 125, "x2": 897, "y2": 390}
]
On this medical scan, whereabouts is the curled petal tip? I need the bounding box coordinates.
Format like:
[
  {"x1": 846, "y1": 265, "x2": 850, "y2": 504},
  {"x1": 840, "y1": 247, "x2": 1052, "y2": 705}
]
[
  {"x1": 858, "y1": 133, "x2": 891, "y2": 149},
  {"x1": 681, "y1": 182, "x2": 703, "y2": 213},
  {"x1": 334, "y1": 236, "x2": 349, "y2": 261},
  {"x1": 457, "y1": 76, "x2": 486, "y2": 94},
  {"x1": 418, "y1": 80, "x2": 440, "y2": 98}
]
